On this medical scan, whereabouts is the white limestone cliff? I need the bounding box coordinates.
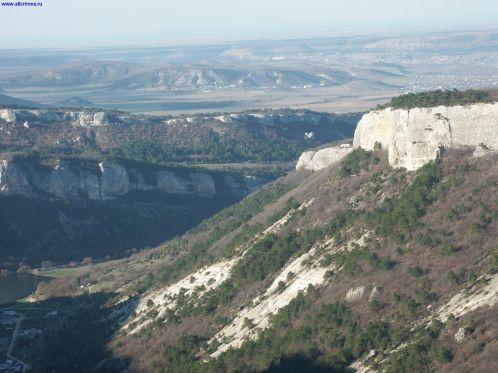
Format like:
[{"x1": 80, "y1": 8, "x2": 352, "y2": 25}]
[
  {"x1": 296, "y1": 144, "x2": 353, "y2": 171},
  {"x1": 78, "y1": 111, "x2": 109, "y2": 126},
  {"x1": 0, "y1": 109, "x2": 16, "y2": 123},
  {"x1": 0, "y1": 158, "x2": 258, "y2": 200},
  {"x1": 0, "y1": 108, "x2": 112, "y2": 126},
  {"x1": 0, "y1": 159, "x2": 30, "y2": 194},
  {"x1": 354, "y1": 103, "x2": 498, "y2": 170}
]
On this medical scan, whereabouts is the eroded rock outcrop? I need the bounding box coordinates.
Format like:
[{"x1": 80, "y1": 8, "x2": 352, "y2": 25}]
[
  {"x1": 77, "y1": 111, "x2": 110, "y2": 126},
  {"x1": 296, "y1": 144, "x2": 353, "y2": 171},
  {"x1": 0, "y1": 109, "x2": 16, "y2": 122},
  {"x1": 454, "y1": 326, "x2": 472, "y2": 343},
  {"x1": 354, "y1": 103, "x2": 498, "y2": 170},
  {"x1": 0, "y1": 108, "x2": 114, "y2": 126},
  {"x1": 0, "y1": 158, "x2": 261, "y2": 200},
  {"x1": 345, "y1": 285, "x2": 367, "y2": 303},
  {"x1": 0, "y1": 159, "x2": 30, "y2": 194}
]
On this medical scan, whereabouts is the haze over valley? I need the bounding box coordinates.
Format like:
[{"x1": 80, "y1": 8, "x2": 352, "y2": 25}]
[{"x1": 2, "y1": 30, "x2": 498, "y2": 113}]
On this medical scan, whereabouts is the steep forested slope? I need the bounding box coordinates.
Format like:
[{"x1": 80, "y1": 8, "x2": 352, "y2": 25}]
[{"x1": 29, "y1": 148, "x2": 497, "y2": 372}]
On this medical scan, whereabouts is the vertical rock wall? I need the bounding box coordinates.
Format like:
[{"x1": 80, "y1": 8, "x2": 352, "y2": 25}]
[{"x1": 354, "y1": 103, "x2": 498, "y2": 170}]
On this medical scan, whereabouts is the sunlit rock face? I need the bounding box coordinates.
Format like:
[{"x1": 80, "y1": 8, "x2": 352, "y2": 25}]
[
  {"x1": 354, "y1": 103, "x2": 498, "y2": 170},
  {"x1": 296, "y1": 144, "x2": 353, "y2": 171},
  {"x1": 0, "y1": 109, "x2": 16, "y2": 123},
  {"x1": 0, "y1": 108, "x2": 114, "y2": 127}
]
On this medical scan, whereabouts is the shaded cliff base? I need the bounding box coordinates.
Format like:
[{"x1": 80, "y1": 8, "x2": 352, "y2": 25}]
[
  {"x1": 0, "y1": 191, "x2": 241, "y2": 268},
  {"x1": 0, "y1": 155, "x2": 285, "y2": 268}
]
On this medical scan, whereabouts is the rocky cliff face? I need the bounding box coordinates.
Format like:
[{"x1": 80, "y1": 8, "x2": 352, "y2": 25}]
[
  {"x1": 296, "y1": 144, "x2": 353, "y2": 171},
  {"x1": 0, "y1": 108, "x2": 115, "y2": 126},
  {"x1": 354, "y1": 103, "x2": 498, "y2": 170},
  {"x1": 0, "y1": 107, "x2": 353, "y2": 129},
  {"x1": 0, "y1": 157, "x2": 275, "y2": 265},
  {"x1": 0, "y1": 157, "x2": 261, "y2": 200}
]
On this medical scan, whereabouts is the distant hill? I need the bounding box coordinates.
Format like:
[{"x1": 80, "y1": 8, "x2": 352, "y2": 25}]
[
  {"x1": 0, "y1": 93, "x2": 45, "y2": 108},
  {"x1": 0, "y1": 60, "x2": 355, "y2": 91},
  {"x1": 0, "y1": 60, "x2": 136, "y2": 88},
  {"x1": 54, "y1": 96, "x2": 95, "y2": 108},
  {"x1": 109, "y1": 65, "x2": 354, "y2": 91}
]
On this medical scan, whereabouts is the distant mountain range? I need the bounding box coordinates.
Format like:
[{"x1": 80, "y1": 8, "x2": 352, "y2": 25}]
[
  {"x1": 1, "y1": 29, "x2": 497, "y2": 113},
  {"x1": 109, "y1": 65, "x2": 354, "y2": 91},
  {"x1": 0, "y1": 60, "x2": 135, "y2": 88},
  {"x1": 0, "y1": 61, "x2": 354, "y2": 91},
  {"x1": 0, "y1": 93, "x2": 45, "y2": 108},
  {"x1": 0, "y1": 93, "x2": 95, "y2": 109},
  {"x1": 54, "y1": 96, "x2": 95, "y2": 108}
]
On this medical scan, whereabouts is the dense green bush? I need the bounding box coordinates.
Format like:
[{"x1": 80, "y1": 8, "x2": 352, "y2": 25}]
[
  {"x1": 185, "y1": 295, "x2": 394, "y2": 372},
  {"x1": 338, "y1": 148, "x2": 380, "y2": 177},
  {"x1": 232, "y1": 232, "x2": 306, "y2": 283},
  {"x1": 409, "y1": 266, "x2": 424, "y2": 278},
  {"x1": 195, "y1": 281, "x2": 238, "y2": 314},
  {"x1": 230, "y1": 220, "x2": 327, "y2": 285},
  {"x1": 325, "y1": 209, "x2": 360, "y2": 236},
  {"x1": 385, "y1": 321, "x2": 453, "y2": 372},
  {"x1": 488, "y1": 248, "x2": 498, "y2": 274},
  {"x1": 320, "y1": 247, "x2": 396, "y2": 276},
  {"x1": 368, "y1": 160, "x2": 442, "y2": 241},
  {"x1": 377, "y1": 89, "x2": 492, "y2": 110}
]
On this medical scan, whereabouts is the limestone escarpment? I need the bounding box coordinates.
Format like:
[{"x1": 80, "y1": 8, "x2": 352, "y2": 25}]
[
  {"x1": 353, "y1": 103, "x2": 498, "y2": 170},
  {"x1": 295, "y1": 144, "x2": 353, "y2": 171},
  {"x1": 0, "y1": 157, "x2": 275, "y2": 264},
  {"x1": 0, "y1": 157, "x2": 261, "y2": 200}
]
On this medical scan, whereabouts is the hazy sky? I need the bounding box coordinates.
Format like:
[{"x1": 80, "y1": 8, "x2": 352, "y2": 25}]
[{"x1": 1, "y1": 0, "x2": 498, "y2": 48}]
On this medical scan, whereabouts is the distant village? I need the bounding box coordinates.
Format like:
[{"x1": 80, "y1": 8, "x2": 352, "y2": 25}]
[{"x1": 0, "y1": 308, "x2": 59, "y2": 372}]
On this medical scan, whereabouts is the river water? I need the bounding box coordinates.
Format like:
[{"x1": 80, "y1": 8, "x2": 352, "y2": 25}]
[{"x1": 0, "y1": 273, "x2": 51, "y2": 305}]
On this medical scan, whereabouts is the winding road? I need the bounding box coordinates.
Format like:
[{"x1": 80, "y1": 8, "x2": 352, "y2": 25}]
[{"x1": 5, "y1": 313, "x2": 30, "y2": 372}]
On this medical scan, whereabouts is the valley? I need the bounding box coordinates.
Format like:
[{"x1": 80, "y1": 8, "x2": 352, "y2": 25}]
[
  {"x1": 0, "y1": 90, "x2": 494, "y2": 372},
  {"x1": 2, "y1": 2, "x2": 498, "y2": 372},
  {"x1": 0, "y1": 106, "x2": 358, "y2": 269}
]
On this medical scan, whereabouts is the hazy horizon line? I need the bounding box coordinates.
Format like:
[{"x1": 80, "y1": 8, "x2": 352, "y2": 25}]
[{"x1": 1, "y1": 24, "x2": 497, "y2": 52}]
